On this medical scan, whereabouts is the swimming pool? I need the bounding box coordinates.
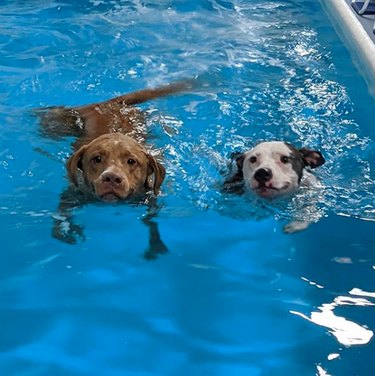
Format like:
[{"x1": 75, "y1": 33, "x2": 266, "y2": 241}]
[{"x1": 0, "y1": 0, "x2": 374, "y2": 374}]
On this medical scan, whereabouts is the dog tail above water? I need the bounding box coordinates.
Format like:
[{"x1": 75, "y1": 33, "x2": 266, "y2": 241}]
[
  {"x1": 34, "y1": 79, "x2": 197, "y2": 140},
  {"x1": 109, "y1": 79, "x2": 196, "y2": 106}
]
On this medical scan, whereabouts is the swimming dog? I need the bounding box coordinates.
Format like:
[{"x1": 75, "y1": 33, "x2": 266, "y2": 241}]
[
  {"x1": 37, "y1": 81, "x2": 192, "y2": 258},
  {"x1": 224, "y1": 141, "x2": 325, "y2": 233}
]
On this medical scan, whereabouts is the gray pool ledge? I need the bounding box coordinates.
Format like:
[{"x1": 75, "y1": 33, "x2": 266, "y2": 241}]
[{"x1": 321, "y1": 0, "x2": 375, "y2": 98}]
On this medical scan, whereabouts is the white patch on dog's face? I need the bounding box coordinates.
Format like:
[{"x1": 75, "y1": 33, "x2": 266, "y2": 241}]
[{"x1": 241, "y1": 141, "x2": 302, "y2": 199}]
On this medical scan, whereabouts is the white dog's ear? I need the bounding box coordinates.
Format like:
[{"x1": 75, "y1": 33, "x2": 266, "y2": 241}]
[
  {"x1": 235, "y1": 153, "x2": 245, "y2": 171},
  {"x1": 298, "y1": 148, "x2": 325, "y2": 169},
  {"x1": 223, "y1": 153, "x2": 245, "y2": 193}
]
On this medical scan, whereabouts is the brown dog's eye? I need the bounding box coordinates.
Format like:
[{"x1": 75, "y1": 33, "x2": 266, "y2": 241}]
[
  {"x1": 249, "y1": 156, "x2": 257, "y2": 163},
  {"x1": 91, "y1": 155, "x2": 102, "y2": 164},
  {"x1": 127, "y1": 158, "x2": 136, "y2": 166},
  {"x1": 280, "y1": 156, "x2": 289, "y2": 164}
]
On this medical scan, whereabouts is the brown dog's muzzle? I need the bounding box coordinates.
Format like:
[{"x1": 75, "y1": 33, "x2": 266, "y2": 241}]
[{"x1": 94, "y1": 168, "x2": 131, "y2": 202}]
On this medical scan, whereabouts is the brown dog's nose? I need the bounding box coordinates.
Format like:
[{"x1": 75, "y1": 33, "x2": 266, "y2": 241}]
[
  {"x1": 254, "y1": 168, "x2": 272, "y2": 183},
  {"x1": 101, "y1": 171, "x2": 123, "y2": 186}
]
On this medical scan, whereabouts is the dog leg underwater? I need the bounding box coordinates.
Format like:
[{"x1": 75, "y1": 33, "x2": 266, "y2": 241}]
[
  {"x1": 141, "y1": 198, "x2": 168, "y2": 260},
  {"x1": 52, "y1": 187, "x2": 86, "y2": 244}
]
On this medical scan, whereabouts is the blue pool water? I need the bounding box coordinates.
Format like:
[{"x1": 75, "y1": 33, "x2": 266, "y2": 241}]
[{"x1": 1, "y1": 0, "x2": 374, "y2": 375}]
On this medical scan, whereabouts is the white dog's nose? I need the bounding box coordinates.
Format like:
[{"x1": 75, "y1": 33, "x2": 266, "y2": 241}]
[{"x1": 254, "y1": 168, "x2": 272, "y2": 183}]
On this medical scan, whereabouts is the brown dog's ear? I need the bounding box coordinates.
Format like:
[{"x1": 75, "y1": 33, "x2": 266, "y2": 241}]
[
  {"x1": 145, "y1": 154, "x2": 166, "y2": 195},
  {"x1": 66, "y1": 145, "x2": 88, "y2": 186},
  {"x1": 298, "y1": 148, "x2": 325, "y2": 169}
]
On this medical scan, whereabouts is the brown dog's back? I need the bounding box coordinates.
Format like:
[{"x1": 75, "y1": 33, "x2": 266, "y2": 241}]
[{"x1": 37, "y1": 80, "x2": 193, "y2": 144}]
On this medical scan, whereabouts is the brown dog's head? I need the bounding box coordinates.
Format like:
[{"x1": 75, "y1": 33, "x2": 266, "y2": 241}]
[{"x1": 66, "y1": 133, "x2": 165, "y2": 202}]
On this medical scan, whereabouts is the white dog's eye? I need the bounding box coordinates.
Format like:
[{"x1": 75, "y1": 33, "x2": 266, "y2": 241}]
[
  {"x1": 249, "y1": 156, "x2": 257, "y2": 163},
  {"x1": 280, "y1": 156, "x2": 289, "y2": 164}
]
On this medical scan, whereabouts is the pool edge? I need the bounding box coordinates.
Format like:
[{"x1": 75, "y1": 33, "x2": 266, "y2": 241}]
[{"x1": 320, "y1": 0, "x2": 375, "y2": 98}]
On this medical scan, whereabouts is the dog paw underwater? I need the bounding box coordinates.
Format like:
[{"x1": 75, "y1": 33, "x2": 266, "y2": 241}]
[{"x1": 223, "y1": 140, "x2": 326, "y2": 233}]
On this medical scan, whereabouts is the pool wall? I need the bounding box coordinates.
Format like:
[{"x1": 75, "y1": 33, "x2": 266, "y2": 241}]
[{"x1": 321, "y1": 0, "x2": 375, "y2": 98}]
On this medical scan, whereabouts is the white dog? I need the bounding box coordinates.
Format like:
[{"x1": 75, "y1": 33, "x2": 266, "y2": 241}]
[{"x1": 224, "y1": 141, "x2": 325, "y2": 233}]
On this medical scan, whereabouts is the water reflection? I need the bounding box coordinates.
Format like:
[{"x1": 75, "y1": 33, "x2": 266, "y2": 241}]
[
  {"x1": 291, "y1": 287, "x2": 374, "y2": 346},
  {"x1": 0, "y1": 0, "x2": 374, "y2": 374}
]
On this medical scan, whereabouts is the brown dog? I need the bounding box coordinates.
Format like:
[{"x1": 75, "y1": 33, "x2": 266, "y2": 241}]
[{"x1": 38, "y1": 81, "x2": 191, "y2": 257}]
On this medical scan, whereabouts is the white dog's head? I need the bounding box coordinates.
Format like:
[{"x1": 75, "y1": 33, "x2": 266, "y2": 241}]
[{"x1": 226, "y1": 141, "x2": 325, "y2": 199}]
